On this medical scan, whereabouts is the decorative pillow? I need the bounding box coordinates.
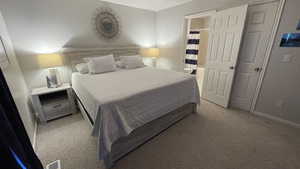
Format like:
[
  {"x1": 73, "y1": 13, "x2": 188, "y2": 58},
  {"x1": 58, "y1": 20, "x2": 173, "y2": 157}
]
[
  {"x1": 75, "y1": 63, "x2": 89, "y2": 74},
  {"x1": 83, "y1": 57, "x2": 93, "y2": 63},
  {"x1": 115, "y1": 61, "x2": 124, "y2": 68},
  {"x1": 87, "y1": 55, "x2": 116, "y2": 74},
  {"x1": 83, "y1": 54, "x2": 114, "y2": 63},
  {"x1": 120, "y1": 55, "x2": 145, "y2": 69}
]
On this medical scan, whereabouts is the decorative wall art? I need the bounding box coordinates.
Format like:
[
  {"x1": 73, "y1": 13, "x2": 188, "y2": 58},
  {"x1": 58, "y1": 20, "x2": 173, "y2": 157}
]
[
  {"x1": 280, "y1": 33, "x2": 300, "y2": 47},
  {"x1": 93, "y1": 7, "x2": 121, "y2": 40},
  {"x1": 297, "y1": 19, "x2": 300, "y2": 30}
]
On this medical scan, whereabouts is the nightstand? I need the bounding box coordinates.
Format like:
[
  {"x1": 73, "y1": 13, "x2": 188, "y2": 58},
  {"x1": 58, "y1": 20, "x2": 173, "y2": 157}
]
[{"x1": 31, "y1": 83, "x2": 76, "y2": 123}]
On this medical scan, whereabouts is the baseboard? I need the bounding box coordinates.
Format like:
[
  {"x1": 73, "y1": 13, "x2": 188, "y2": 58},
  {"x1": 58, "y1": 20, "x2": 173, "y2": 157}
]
[
  {"x1": 32, "y1": 119, "x2": 38, "y2": 150},
  {"x1": 253, "y1": 111, "x2": 300, "y2": 129}
]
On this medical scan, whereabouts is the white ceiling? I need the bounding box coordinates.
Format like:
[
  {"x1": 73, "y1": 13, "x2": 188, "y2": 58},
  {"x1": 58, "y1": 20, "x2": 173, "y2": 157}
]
[{"x1": 100, "y1": 0, "x2": 193, "y2": 11}]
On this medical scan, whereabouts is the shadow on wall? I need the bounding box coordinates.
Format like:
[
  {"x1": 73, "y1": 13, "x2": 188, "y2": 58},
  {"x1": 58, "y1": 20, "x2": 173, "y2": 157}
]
[
  {"x1": 62, "y1": 35, "x2": 140, "y2": 49},
  {"x1": 63, "y1": 34, "x2": 101, "y2": 48}
]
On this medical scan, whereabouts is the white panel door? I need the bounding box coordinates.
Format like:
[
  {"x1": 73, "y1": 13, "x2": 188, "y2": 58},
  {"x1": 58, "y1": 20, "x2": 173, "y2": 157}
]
[
  {"x1": 202, "y1": 5, "x2": 248, "y2": 107},
  {"x1": 230, "y1": 1, "x2": 279, "y2": 111}
]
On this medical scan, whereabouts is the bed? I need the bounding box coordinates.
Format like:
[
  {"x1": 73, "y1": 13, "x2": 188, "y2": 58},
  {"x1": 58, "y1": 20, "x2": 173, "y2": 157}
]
[{"x1": 64, "y1": 47, "x2": 200, "y2": 168}]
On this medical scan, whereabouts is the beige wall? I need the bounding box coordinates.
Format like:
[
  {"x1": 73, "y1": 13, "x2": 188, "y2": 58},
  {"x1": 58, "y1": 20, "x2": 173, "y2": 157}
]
[
  {"x1": 157, "y1": 0, "x2": 300, "y2": 124},
  {"x1": 0, "y1": 0, "x2": 156, "y2": 89},
  {"x1": 0, "y1": 13, "x2": 35, "y2": 143},
  {"x1": 255, "y1": 0, "x2": 300, "y2": 124}
]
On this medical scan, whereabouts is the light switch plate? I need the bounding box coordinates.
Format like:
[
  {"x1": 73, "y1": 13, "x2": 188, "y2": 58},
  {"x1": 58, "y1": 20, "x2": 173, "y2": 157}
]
[{"x1": 282, "y1": 54, "x2": 293, "y2": 62}]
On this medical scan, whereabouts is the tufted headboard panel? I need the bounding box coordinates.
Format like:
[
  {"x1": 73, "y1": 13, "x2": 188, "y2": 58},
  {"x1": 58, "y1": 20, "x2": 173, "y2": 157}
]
[{"x1": 61, "y1": 46, "x2": 140, "y2": 82}]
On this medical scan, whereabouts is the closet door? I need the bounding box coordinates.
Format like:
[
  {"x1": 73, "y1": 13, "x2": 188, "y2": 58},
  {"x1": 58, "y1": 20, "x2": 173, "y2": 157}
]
[
  {"x1": 230, "y1": 1, "x2": 279, "y2": 111},
  {"x1": 202, "y1": 5, "x2": 248, "y2": 107}
]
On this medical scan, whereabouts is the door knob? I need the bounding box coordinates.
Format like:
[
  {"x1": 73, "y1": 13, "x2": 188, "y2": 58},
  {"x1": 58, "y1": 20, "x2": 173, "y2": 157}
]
[
  {"x1": 229, "y1": 66, "x2": 235, "y2": 70},
  {"x1": 254, "y1": 67, "x2": 262, "y2": 72}
]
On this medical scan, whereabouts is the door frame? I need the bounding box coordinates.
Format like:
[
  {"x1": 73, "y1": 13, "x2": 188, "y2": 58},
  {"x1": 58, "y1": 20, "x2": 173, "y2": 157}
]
[
  {"x1": 185, "y1": 10, "x2": 216, "y2": 19},
  {"x1": 246, "y1": 0, "x2": 286, "y2": 112},
  {"x1": 183, "y1": 10, "x2": 216, "y2": 95},
  {"x1": 183, "y1": 10, "x2": 216, "y2": 71},
  {"x1": 184, "y1": 10, "x2": 216, "y2": 37},
  {"x1": 184, "y1": 10, "x2": 216, "y2": 44},
  {"x1": 183, "y1": 0, "x2": 285, "y2": 111}
]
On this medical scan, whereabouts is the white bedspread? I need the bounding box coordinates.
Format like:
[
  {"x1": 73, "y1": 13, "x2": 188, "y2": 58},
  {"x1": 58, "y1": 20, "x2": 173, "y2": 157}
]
[{"x1": 72, "y1": 67, "x2": 200, "y2": 166}]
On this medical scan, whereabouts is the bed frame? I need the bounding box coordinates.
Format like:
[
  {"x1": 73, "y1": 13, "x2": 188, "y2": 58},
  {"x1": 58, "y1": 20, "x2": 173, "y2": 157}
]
[
  {"x1": 63, "y1": 47, "x2": 197, "y2": 167},
  {"x1": 77, "y1": 94, "x2": 196, "y2": 167}
]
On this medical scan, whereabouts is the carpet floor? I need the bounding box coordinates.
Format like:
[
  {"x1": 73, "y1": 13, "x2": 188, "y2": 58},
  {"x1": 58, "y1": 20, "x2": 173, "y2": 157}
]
[{"x1": 36, "y1": 100, "x2": 300, "y2": 169}]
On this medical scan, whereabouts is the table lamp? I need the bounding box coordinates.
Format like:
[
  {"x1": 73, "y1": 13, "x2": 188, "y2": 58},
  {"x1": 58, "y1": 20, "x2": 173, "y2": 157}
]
[
  {"x1": 141, "y1": 48, "x2": 160, "y2": 67},
  {"x1": 38, "y1": 53, "x2": 63, "y2": 88}
]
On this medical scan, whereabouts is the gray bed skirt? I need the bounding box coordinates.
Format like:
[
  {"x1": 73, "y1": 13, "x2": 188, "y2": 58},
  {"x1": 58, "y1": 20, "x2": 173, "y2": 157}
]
[{"x1": 76, "y1": 98, "x2": 197, "y2": 168}]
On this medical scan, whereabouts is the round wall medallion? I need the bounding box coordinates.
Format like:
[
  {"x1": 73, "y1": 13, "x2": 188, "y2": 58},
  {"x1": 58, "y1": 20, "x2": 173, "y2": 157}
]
[{"x1": 93, "y1": 7, "x2": 120, "y2": 40}]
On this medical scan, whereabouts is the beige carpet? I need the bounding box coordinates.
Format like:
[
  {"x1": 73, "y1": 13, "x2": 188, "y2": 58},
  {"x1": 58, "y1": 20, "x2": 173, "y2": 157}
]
[{"x1": 36, "y1": 100, "x2": 300, "y2": 169}]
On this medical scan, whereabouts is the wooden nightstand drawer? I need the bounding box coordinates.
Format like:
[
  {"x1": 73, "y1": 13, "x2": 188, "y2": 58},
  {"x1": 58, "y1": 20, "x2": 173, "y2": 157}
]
[
  {"x1": 43, "y1": 101, "x2": 70, "y2": 120},
  {"x1": 31, "y1": 83, "x2": 76, "y2": 122},
  {"x1": 43, "y1": 100, "x2": 69, "y2": 113}
]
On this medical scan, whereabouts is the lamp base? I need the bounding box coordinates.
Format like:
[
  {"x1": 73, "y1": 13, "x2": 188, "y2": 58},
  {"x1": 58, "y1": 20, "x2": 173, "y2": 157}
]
[{"x1": 152, "y1": 57, "x2": 157, "y2": 67}]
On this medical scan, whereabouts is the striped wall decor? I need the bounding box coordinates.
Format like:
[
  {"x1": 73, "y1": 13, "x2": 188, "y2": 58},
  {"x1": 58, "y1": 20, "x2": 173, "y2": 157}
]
[{"x1": 185, "y1": 31, "x2": 200, "y2": 74}]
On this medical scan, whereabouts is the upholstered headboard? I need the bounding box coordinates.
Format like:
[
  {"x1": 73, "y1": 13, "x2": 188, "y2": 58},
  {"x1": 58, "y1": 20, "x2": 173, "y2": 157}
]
[
  {"x1": 61, "y1": 47, "x2": 140, "y2": 81},
  {"x1": 63, "y1": 47, "x2": 140, "y2": 65}
]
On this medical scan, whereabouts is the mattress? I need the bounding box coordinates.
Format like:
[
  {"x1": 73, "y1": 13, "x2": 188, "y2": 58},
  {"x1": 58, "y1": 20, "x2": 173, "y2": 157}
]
[{"x1": 71, "y1": 67, "x2": 200, "y2": 166}]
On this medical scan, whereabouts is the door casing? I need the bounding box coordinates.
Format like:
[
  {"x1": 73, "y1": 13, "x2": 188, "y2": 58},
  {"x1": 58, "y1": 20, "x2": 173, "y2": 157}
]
[
  {"x1": 230, "y1": 1, "x2": 280, "y2": 112},
  {"x1": 246, "y1": 0, "x2": 286, "y2": 112},
  {"x1": 201, "y1": 4, "x2": 248, "y2": 107},
  {"x1": 183, "y1": 0, "x2": 286, "y2": 111}
]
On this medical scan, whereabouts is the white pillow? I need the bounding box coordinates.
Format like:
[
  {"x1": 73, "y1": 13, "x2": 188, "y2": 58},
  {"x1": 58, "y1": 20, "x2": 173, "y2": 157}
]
[
  {"x1": 120, "y1": 55, "x2": 145, "y2": 69},
  {"x1": 83, "y1": 57, "x2": 93, "y2": 63},
  {"x1": 75, "y1": 63, "x2": 89, "y2": 74},
  {"x1": 87, "y1": 55, "x2": 116, "y2": 74},
  {"x1": 115, "y1": 61, "x2": 124, "y2": 68}
]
